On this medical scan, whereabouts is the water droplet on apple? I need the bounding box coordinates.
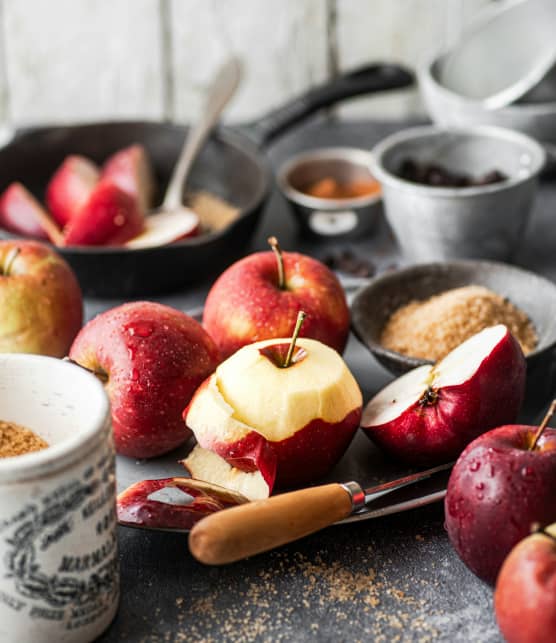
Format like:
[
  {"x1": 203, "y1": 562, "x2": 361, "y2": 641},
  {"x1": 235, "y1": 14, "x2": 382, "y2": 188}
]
[
  {"x1": 476, "y1": 492, "x2": 484, "y2": 500},
  {"x1": 488, "y1": 465, "x2": 495, "y2": 477},
  {"x1": 520, "y1": 466, "x2": 535, "y2": 480},
  {"x1": 131, "y1": 368, "x2": 140, "y2": 381},
  {"x1": 469, "y1": 461, "x2": 480, "y2": 472},
  {"x1": 475, "y1": 482, "x2": 484, "y2": 490},
  {"x1": 127, "y1": 322, "x2": 153, "y2": 338}
]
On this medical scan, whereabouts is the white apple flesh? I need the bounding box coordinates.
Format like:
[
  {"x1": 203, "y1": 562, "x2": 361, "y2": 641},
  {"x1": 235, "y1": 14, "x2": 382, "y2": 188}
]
[
  {"x1": 183, "y1": 337, "x2": 362, "y2": 500},
  {"x1": 361, "y1": 325, "x2": 526, "y2": 465},
  {"x1": 125, "y1": 209, "x2": 199, "y2": 249}
]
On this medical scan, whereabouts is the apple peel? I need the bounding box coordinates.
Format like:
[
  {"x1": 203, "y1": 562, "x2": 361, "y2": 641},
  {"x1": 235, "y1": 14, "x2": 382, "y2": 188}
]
[
  {"x1": 184, "y1": 447, "x2": 272, "y2": 501},
  {"x1": 117, "y1": 477, "x2": 248, "y2": 531}
]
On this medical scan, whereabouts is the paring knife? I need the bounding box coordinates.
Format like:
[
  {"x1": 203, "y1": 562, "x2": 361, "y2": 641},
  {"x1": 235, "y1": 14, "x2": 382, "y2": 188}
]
[{"x1": 188, "y1": 462, "x2": 453, "y2": 565}]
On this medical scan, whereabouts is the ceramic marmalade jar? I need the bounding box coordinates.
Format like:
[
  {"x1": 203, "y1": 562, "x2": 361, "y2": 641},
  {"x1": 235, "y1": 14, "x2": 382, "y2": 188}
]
[{"x1": 0, "y1": 354, "x2": 119, "y2": 643}]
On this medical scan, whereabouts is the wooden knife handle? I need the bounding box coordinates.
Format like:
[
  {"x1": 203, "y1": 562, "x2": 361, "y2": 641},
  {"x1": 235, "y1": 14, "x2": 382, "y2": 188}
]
[{"x1": 188, "y1": 483, "x2": 353, "y2": 565}]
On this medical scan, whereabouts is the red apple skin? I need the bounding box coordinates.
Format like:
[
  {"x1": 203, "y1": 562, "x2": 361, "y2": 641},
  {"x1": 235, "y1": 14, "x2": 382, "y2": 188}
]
[
  {"x1": 63, "y1": 180, "x2": 144, "y2": 246},
  {"x1": 363, "y1": 329, "x2": 526, "y2": 466},
  {"x1": 445, "y1": 425, "x2": 556, "y2": 585},
  {"x1": 494, "y1": 525, "x2": 556, "y2": 643},
  {"x1": 102, "y1": 144, "x2": 156, "y2": 214},
  {"x1": 273, "y1": 408, "x2": 362, "y2": 487},
  {"x1": 46, "y1": 155, "x2": 99, "y2": 226},
  {"x1": 0, "y1": 240, "x2": 82, "y2": 357},
  {"x1": 117, "y1": 477, "x2": 244, "y2": 530},
  {"x1": 203, "y1": 250, "x2": 350, "y2": 359},
  {"x1": 0, "y1": 183, "x2": 49, "y2": 239},
  {"x1": 69, "y1": 302, "x2": 221, "y2": 458}
]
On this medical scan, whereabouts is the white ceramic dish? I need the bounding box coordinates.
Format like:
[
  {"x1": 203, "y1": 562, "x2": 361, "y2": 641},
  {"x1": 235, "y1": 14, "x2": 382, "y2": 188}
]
[{"x1": 0, "y1": 354, "x2": 118, "y2": 643}]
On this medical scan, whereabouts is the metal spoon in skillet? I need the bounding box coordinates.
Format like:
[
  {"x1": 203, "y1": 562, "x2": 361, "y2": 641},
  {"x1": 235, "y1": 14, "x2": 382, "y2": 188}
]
[{"x1": 125, "y1": 57, "x2": 242, "y2": 249}]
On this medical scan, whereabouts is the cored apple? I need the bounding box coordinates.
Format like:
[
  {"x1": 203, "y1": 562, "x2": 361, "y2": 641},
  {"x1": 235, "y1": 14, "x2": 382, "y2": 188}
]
[
  {"x1": 0, "y1": 240, "x2": 82, "y2": 356},
  {"x1": 183, "y1": 320, "x2": 362, "y2": 500},
  {"x1": 202, "y1": 237, "x2": 350, "y2": 359},
  {"x1": 69, "y1": 301, "x2": 221, "y2": 458},
  {"x1": 63, "y1": 180, "x2": 144, "y2": 246},
  {"x1": 494, "y1": 522, "x2": 556, "y2": 643},
  {"x1": 46, "y1": 155, "x2": 99, "y2": 226},
  {"x1": 102, "y1": 144, "x2": 156, "y2": 214},
  {"x1": 117, "y1": 477, "x2": 247, "y2": 531},
  {"x1": 445, "y1": 404, "x2": 556, "y2": 585},
  {"x1": 0, "y1": 182, "x2": 49, "y2": 239},
  {"x1": 361, "y1": 325, "x2": 526, "y2": 466}
]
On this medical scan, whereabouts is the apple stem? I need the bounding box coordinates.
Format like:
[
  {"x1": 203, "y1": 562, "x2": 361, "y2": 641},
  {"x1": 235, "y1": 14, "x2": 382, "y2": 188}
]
[
  {"x1": 532, "y1": 522, "x2": 556, "y2": 544},
  {"x1": 530, "y1": 399, "x2": 556, "y2": 451},
  {"x1": 3, "y1": 246, "x2": 20, "y2": 276},
  {"x1": 268, "y1": 236, "x2": 285, "y2": 290},
  {"x1": 63, "y1": 357, "x2": 109, "y2": 383},
  {"x1": 284, "y1": 311, "x2": 306, "y2": 368}
]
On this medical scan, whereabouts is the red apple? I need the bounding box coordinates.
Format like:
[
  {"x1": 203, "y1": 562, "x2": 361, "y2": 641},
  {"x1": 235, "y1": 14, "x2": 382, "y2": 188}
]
[
  {"x1": 183, "y1": 317, "x2": 362, "y2": 500},
  {"x1": 361, "y1": 325, "x2": 526, "y2": 466},
  {"x1": 494, "y1": 522, "x2": 556, "y2": 643},
  {"x1": 63, "y1": 180, "x2": 144, "y2": 246},
  {"x1": 69, "y1": 301, "x2": 221, "y2": 458},
  {"x1": 0, "y1": 240, "x2": 82, "y2": 356},
  {"x1": 117, "y1": 477, "x2": 247, "y2": 531},
  {"x1": 0, "y1": 182, "x2": 49, "y2": 239},
  {"x1": 102, "y1": 144, "x2": 156, "y2": 214},
  {"x1": 46, "y1": 155, "x2": 99, "y2": 226},
  {"x1": 445, "y1": 406, "x2": 556, "y2": 585},
  {"x1": 202, "y1": 237, "x2": 350, "y2": 359}
]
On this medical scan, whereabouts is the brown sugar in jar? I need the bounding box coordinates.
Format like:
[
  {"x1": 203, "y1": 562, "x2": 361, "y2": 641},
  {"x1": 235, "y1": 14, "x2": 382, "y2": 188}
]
[
  {"x1": 0, "y1": 420, "x2": 49, "y2": 458},
  {"x1": 380, "y1": 285, "x2": 538, "y2": 362}
]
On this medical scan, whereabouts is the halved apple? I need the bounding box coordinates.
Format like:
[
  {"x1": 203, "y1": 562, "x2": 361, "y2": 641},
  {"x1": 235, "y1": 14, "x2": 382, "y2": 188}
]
[
  {"x1": 361, "y1": 325, "x2": 526, "y2": 466},
  {"x1": 183, "y1": 337, "x2": 362, "y2": 500}
]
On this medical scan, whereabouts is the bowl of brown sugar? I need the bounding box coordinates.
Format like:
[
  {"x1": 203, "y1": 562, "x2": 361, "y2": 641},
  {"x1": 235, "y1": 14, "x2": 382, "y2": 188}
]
[{"x1": 351, "y1": 260, "x2": 556, "y2": 409}]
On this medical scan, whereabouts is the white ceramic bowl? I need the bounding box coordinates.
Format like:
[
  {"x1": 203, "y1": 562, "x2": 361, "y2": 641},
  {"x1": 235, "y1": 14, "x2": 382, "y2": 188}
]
[{"x1": 0, "y1": 354, "x2": 117, "y2": 643}]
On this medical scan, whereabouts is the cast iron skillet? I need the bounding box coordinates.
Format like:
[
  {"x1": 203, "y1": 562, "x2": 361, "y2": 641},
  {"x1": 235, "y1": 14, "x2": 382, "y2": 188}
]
[{"x1": 0, "y1": 63, "x2": 413, "y2": 297}]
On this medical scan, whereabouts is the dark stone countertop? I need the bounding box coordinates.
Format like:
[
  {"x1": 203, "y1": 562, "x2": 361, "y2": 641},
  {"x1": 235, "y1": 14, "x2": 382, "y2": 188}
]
[{"x1": 94, "y1": 118, "x2": 556, "y2": 642}]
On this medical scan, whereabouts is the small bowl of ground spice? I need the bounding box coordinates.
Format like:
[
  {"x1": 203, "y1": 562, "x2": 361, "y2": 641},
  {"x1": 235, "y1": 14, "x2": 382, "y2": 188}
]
[
  {"x1": 277, "y1": 147, "x2": 382, "y2": 239},
  {"x1": 351, "y1": 260, "x2": 556, "y2": 408},
  {"x1": 0, "y1": 354, "x2": 119, "y2": 642}
]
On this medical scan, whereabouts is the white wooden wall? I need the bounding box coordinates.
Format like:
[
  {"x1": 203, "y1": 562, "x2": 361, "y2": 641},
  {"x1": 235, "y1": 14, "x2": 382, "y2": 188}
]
[{"x1": 0, "y1": 0, "x2": 493, "y2": 127}]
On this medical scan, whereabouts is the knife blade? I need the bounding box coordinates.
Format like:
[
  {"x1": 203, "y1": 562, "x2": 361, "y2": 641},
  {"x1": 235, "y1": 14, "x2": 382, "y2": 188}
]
[{"x1": 188, "y1": 462, "x2": 453, "y2": 565}]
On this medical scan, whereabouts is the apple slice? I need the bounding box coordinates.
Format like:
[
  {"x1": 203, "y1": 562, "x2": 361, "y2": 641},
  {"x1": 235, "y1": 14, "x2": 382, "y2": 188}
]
[
  {"x1": 102, "y1": 144, "x2": 156, "y2": 214},
  {"x1": 117, "y1": 477, "x2": 247, "y2": 531},
  {"x1": 125, "y1": 209, "x2": 199, "y2": 249},
  {"x1": 183, "y1": 331, "x2": 362, "y2": 500},
  {"x1": 361, "y1": 325, "x2": 526, "y2": 466},
  {"x1": 184, "y1": 446, "x2": 271, "y2": 501},
  {"x1": 63, "y1": 180, "x2": 145, "y2": 246},
  {"x1": 0, "y1": 182, "x2": 64, "y2": 243},
  {"x1": 46, "y1": 155, "x2": 100, "y2": 226}
]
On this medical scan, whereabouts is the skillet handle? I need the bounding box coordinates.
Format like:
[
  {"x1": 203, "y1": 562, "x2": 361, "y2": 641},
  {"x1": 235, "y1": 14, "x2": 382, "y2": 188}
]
[
  {"x1": 247, "y1": 63, "x2": 414, "y2": 147},
  {"x1": 188, "y1": 483, "x2": 354, "y2": 565}
]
